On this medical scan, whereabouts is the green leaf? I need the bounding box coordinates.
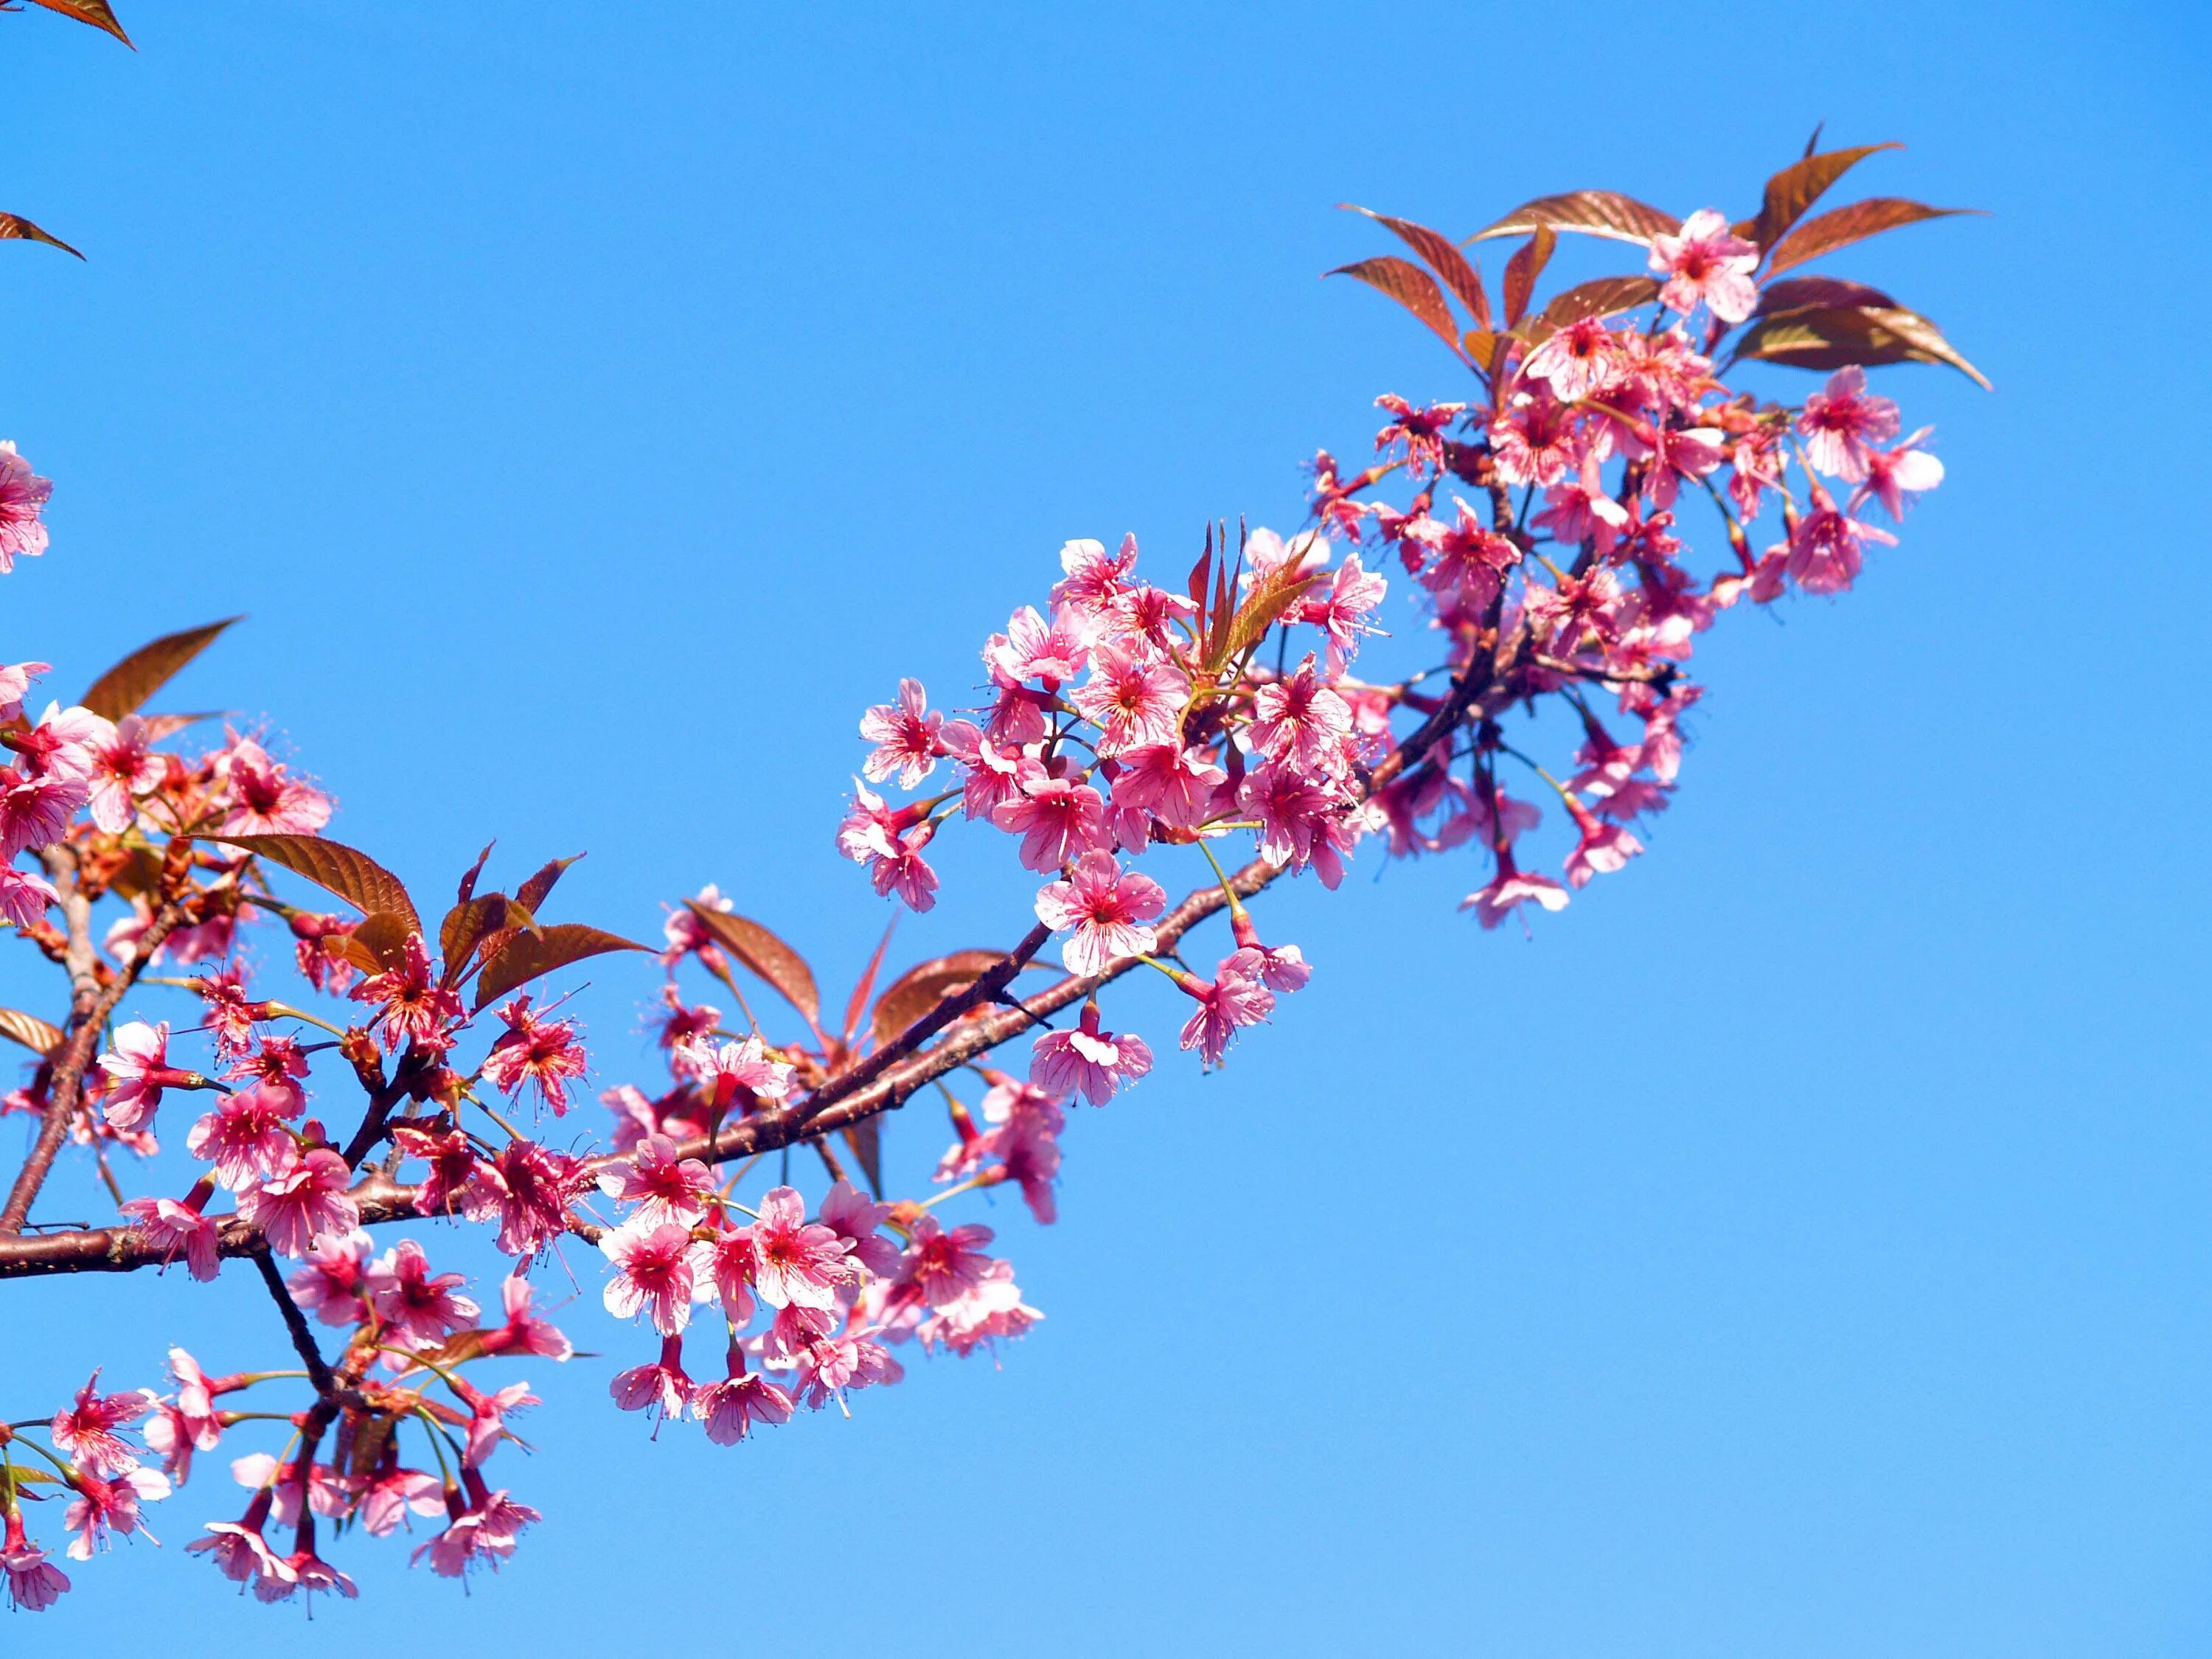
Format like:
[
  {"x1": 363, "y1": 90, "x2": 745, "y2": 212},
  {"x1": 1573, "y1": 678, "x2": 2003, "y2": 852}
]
[
  {"x1": 1324, "y1": 257, "x2": 1464, "y2": 354},
  {"x1": 684, "y1": 902, "x2": 821, "y2": 1026},
  {"x1": 1464, "y1": 189, "x2": 1678, "y2": 247},
  {"x1": 215, "y1": 832, "x2": 421, "y2": 933},
  {"x1": 1744, "y1": 142, "x2": 1902, "y2": 252},
  {"x1": 475, "y1": 922, "x2": 650, "y2": 1010},
  {"x1": 0, "y1": 212, "x2": 85, "y2": 260},
  {"x1": 80, "y1": 617, "x2": 242, "y2": 722},
  {"x1": 1339, "y1": 204, "x2": 1489, "y2": 328},
  {"x1": 1764, "y1": 197, "x2": 1978, "y2": 276}
]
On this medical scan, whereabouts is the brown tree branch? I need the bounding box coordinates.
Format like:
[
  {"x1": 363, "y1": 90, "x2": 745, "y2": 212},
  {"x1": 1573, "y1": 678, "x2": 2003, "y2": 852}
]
[
  {"x1": 0, "y1": 634, "x2": 1503, "y2": 1279},
  {"x1": 0, "y1": 847, "x2": 181, "y2": 1236}
]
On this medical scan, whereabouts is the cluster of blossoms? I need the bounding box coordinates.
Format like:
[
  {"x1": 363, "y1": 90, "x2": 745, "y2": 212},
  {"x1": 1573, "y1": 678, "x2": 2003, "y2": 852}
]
[{"x1": 3, "y1": 139, "x2": 1976, "y2": 1611}]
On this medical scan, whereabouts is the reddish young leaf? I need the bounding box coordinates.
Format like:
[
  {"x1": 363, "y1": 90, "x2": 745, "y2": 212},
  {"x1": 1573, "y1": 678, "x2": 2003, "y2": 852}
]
[
  {"x1": 515, "y1": 853, "x2": 585, "y2": 915},
  {"x1": 0, "y1": 213, "x2": 85, "y2": 260},
  {"x1": 1324, "y1": 257, "x2": 1466, "y2": 355},
  {"x1": 1339, "y1": 204, "x2": 1490, "y2": 328},
  {"x1": 341, "y1": 911, "x2": 414, "y2": 976},
  {"x1": 80, "y1": 617, "x2": 242, "y2": 722},
  {"x1": 1465, "y1": 190, "x2": 1678, "y2": 247},
  {"x1": 843, "y1": 1120, "x2": 884, "y2": 1197},
  {"x1": 1461, "y1": 329, "x2": 1506, "y2": 376},
  {"x1": 1726, "y1": 302, "x2": 1990, "y2": 389},
  {"x1": 439, "y1": 893, "x2": 514, "y2": 984},
  {"x1": 1523, "y1": 275, "x2": 1662, "y2": 343},
  {"x1": 456, "y1": 843, "x2": 495, "y2": 907},
  {"x1": 24, "y1": 0, "x2": 133, "y2": 45},
  {"x1": 1502, "y1": 226, "x2": 1557, "y2": 329},
  {"x1": 842, "y1": 915, "x2": 900, "y2": 1048},
  {"x1": 1220, "y1": 567, "x2": 1326, "y2": 669},
  {"x1": 1752, "y1": 276, "x2": 1901, "y2": 319},
  {"x1": 869, "y1": 949, "x2": 1006, "y2": 1050},
  {"x1": 0, "y1": 1009, "x2": 63, "y2": 1057},
  {"x1": 684, "y1": 902, "x2": 821, "y2": 1026},
  {"x1": 214, "y1": 832, "x2": 421, "y2": 933},
  {"x1": 1745, "y1": 142, "x2": 1902, "y2": 252},
  {"x1": 475, "y1": 923, "x2": 651, "y2": 1011},
  {"x1": 1762, "y1": 198, "x2": 1980, "y2": 277}
]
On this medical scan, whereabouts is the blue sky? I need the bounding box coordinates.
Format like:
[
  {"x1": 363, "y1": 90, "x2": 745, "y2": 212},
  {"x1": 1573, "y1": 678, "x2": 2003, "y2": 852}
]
[{"x1": 6, "y1": 1, "x2": 2209, "y2": 1652}]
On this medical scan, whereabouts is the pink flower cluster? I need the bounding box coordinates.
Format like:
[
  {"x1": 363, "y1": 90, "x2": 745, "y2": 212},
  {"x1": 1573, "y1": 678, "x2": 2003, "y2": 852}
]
[{"x1": 2, "y1": 150, "x2": 1975, "y2": 1610}]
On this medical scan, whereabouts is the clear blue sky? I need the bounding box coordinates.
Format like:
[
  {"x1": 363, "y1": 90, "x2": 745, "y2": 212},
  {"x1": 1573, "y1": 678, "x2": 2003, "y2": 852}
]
[{"x1": 7, "y1": 1, "x2": 2209, "y2": 1652}]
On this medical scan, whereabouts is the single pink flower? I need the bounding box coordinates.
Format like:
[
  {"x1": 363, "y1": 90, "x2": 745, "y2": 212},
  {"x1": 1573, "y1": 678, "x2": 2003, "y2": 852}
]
[
  {"x1": 49, "y1": 1370, "x2": 153, "y2": 1477},
  {"x1": 479, "y1": 995, "x2": 588, "y2": 1115},
  {"x1": 858, "y1": 677, "x2": 947, "y2": 788},
  {"x1": 1796, "y1": 366, "x2": 1902, "y2": 481},
  {"x1": 119, "y1": 1192, "x2": 223, "y2": 1282},
  {"x1": 215, "y1": 736, "x2": 331, "y2": 836},
  {"x1": 0, "y1": 440, "x2": 53, "y2": 572},
  {"x1": 992, "y1": 773, "x2": 1109, "y2": 872},
  {"x1": 1461, "y1": 852, "x2": 1571, "y2": 931},
  {"x1": 2, "y1": 1512, "x2": 70, "y2": 1612},
  {"x1": 745, "y1": 1184, "x2": 852, "y2": 1311},
  {"x1": 691, "y1": 1348, "x2": 795, "y2": 1446},
  {"x1": 1649, "y1": 208, "x2": 1759, "y2": 324},
  {"x1": 1173, "y1": 949, "x2": 1276, "y2": 1068},
  {"x1": 1849, "y1": 427, "x2": 1944, "y2": 520},
  {"x1": 1249, "y1": 655, "x2": 1354, "y2": 773},
  {"x1": 1033, "y1": 849, "x2": 1166, "y2": 975},
  {"x1": 0, "y1": 863, "x2": 58, "y2": 929},
  {"x1": 237, "y1": 1147, "x2": 360, "y2": 1258},
  {"x1": 1069, "y1": 643, "x2": 1189, "y2": 756},
  {"x1": 599, "y1": 1219, "x2": 712, "y2": 1336},
  {"x1": 1030, "y1": 1001, "x2": 1153, "y2": 1105},
  {"x1": 895, "y1": 1214, "x2": 998, "y2": 1311},
  {"x1": 365, "y1": 1239, "x2": 481, "y2": 1348},
  {"x1": 597, "y1": 1131, "x2": 716, "y2": 1228}
]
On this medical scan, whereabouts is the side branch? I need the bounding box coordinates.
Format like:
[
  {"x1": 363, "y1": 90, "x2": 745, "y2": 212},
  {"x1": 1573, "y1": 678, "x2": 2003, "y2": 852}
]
[{"x1": 0, "y1": 847, "x2": 181, "y2": 1236}]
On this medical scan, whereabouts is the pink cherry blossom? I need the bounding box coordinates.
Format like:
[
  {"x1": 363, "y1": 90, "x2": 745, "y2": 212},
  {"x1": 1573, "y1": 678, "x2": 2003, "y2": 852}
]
[
  {"x1": 690, "y1": 1348, "x2": 795, "y2": 1445},
  {"x1": 0, "y1": 863, "x2": 58, "y2": 928},
  {"x1": 1173, "y1": 949, "x2": 1276, "y2": 1067},
  {"x1": 1249, "y1": 655, "x2": 1354, "y2": 773},
  {"x1": 1849, "y1": 427, "x2": 1944, "y2": 520},
  {"x1": 1034, "y1": 850, "x2": 1166, "y2": 975},
  {"x1": 745, "y1": 1184, "x2": 852, "y2": 1310},
  {"x1": 237, "y1": 1147, "x2": 360, "y2": 1259},
  {"x1": 1031, "y1": 1001, "x2": 1153, "y2": 1105},
  {"x1": 119, "y1": 1193, "x2": 223, "y2": 1281},
  {"x1": 480, "y1": 995, "x2": 588, "y2": 1114},
  {"x1": 0, "y1": 440, "x2": 53, "y2": 571},
  {"x1": 1069, "y1": 643, "x2": 1189, "y2": 755},
  {"x1": 1649, "y1": 208, "x2": 1760, "y2": 323},
  {"x1": 895, "y1": 1214, "x2": 997, "y2": 1311},
  {"x1": 992, "y1": 773, "x2": 1109, "y2": 872},
  {"x1": 366, "y1": 1239, "x2": 482, "y2": 1348},
  {"x1": 3, "y1": 1512, "x2": 70, "y2": 1611},
  {"x1": 599, "y1": 1219, "x2": 711, "y2": 1336},
  {"x1": 597, "y1": 1131, "x2": 716, "y2": 1228},
  {"x1": 1461, "y1": 854, "x2": 1572, "y2": 931},
  {"x1": 1796, "y1": 366, "x2": 1902, "y2": 481},
  {"x1": 858, "y1": 677, "x2": 947, "y2": 788},
  {"x1": 49, "y1": 1370, "x2": 153, "y2": 1477}
]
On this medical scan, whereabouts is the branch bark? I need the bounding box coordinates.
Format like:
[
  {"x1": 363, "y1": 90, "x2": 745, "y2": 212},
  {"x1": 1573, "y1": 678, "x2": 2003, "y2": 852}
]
[
  {"x1": 0, "y1": 630, "x2": 1503, "y2": 1279},
  {"x1": 0, "y1": 846, "x2": 181, "y2": 1236}
]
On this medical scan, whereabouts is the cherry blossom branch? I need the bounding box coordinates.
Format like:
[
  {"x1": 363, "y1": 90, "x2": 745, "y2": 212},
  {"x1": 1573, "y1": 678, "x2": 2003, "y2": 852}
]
[
  {"x1": 251, "y1": 1246, "x2": 336, "y2": 1397},
  {"x1": 0, "y1": 855, "x2": 182, "y2": 1237}
]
